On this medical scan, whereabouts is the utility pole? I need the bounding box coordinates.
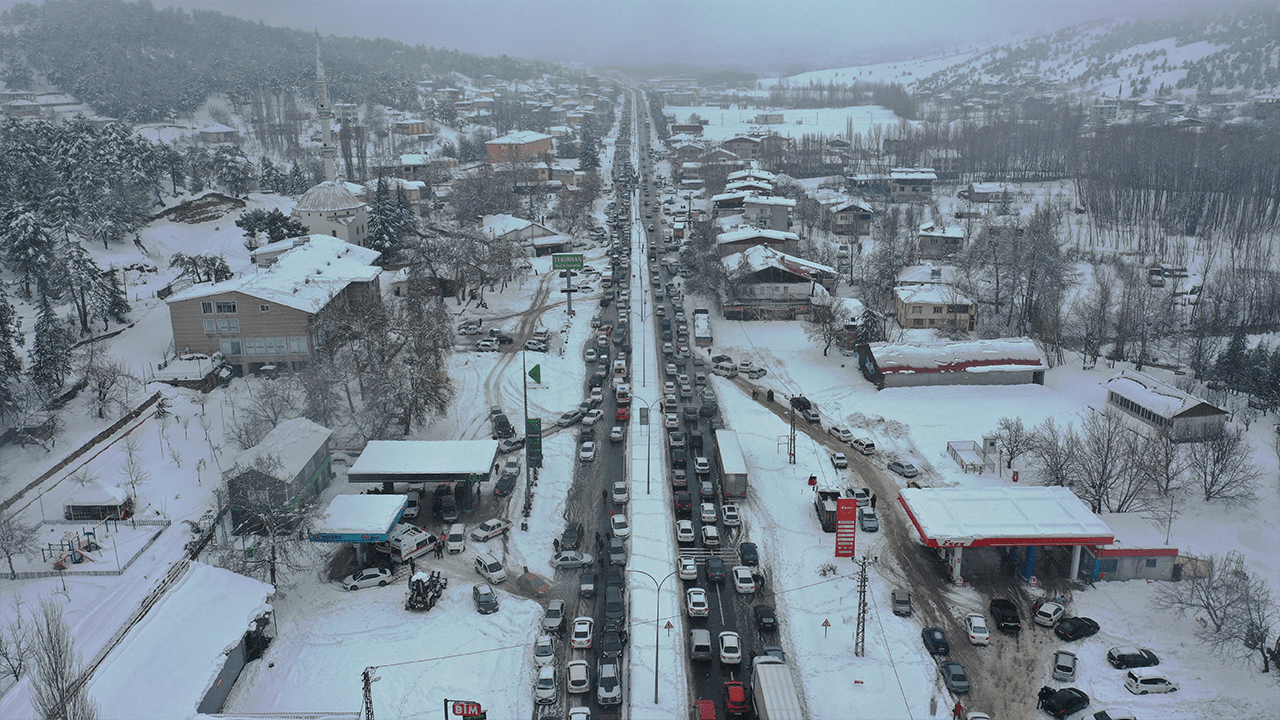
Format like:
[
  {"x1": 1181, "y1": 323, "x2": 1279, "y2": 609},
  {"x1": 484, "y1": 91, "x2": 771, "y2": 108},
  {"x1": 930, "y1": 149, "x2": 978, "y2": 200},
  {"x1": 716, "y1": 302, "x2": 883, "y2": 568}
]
[
  {"x1": 851, "y1": 556, "x2": 877, "y2": 657},
  {"x1": 788, "y1": 404, "x2": 796, "y2": 465},
  {"x1": 361, "y1": 666, "x2": 377, "y2": 720}
]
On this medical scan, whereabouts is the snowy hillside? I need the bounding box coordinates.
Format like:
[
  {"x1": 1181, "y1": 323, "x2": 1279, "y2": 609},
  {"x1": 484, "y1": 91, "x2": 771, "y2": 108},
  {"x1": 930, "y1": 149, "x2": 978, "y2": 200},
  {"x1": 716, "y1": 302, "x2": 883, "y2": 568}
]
[{"x1": 766, "y1": 4, "x2": 1280, "y2": 100}]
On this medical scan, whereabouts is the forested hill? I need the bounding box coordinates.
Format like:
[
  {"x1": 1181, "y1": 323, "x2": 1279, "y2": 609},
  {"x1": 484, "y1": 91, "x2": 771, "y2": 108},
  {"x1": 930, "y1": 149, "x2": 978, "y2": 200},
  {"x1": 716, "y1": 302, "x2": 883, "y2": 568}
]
[
  {"x1": 914, "y1": 1, "x2": 1280, "y2": 99},
  {"x1": 0, "y1": 0, "x2": 555, "y2": 122}
]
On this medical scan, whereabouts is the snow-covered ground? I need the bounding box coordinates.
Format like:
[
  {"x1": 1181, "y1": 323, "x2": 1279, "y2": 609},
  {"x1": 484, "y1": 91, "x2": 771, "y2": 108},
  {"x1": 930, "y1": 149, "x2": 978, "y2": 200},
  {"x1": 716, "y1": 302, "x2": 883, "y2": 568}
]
[{"x1": 665, "y1": 105, "x2": 904, "y2": 143}]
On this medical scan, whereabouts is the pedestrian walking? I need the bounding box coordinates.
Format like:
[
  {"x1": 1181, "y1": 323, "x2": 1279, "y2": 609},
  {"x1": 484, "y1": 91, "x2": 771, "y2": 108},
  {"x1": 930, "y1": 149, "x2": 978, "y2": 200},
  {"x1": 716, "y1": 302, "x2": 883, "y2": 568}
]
[
  {"x1": 1037, "y1": 686, "x2": 1054, "y2": 708},
  {"x1": 553, "y1": 538, "x2": 561, "y2": 553},
  {"x1": 870, "y1": 494, "x2": 878, "y2": 510},
  {"x1": 409, "y1": 558, "x2": 416, "y2": 574},
  {"x1": 952, "y1": 701, "x2": 964, "y2": 720},
  {"x1": 602, "y1": 489, "x2": 608, "y2": 502},
  {"x1": 752, "y1": 390, "x2": 758, "y2": 400}
]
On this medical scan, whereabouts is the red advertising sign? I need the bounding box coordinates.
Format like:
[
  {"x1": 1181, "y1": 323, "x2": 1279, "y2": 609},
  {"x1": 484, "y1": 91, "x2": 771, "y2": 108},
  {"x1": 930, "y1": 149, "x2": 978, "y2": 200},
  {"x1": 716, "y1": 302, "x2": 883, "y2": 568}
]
[
  {"x1": 453, "y1": 701, "x2": 482, "y2": 716},
  {"x1": 835, "y1": 498, "x2": 858, "y2": 557}
]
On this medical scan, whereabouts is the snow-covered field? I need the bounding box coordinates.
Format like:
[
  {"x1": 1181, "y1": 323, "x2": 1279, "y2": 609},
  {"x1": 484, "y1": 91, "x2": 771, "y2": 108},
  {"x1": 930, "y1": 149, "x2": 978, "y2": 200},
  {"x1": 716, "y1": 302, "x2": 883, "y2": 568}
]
[{"x1": 665, "y1": 105, "x2": 904, "y2": 143}]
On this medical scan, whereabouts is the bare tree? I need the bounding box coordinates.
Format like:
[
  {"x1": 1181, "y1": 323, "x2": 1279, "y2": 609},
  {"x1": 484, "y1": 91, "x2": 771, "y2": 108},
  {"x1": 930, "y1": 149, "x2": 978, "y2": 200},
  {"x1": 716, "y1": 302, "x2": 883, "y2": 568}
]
[
  {"x1": 0, "y1": 508, "x2": 40, "y2": 580},
  {"x1": 1028, "y1": 417, "x2": 1079, "y2": 487},
  {"x1": 30, "y1": 598, "x2": 99, "y2": 720},
  {"x1": 1151, "y1": 552, "x2": 1278, "y2": 672},
  {"x1": 1187, "y1": 426, "x2": 1262, "y2": 504},
  {"x1": 992, "y1": 416, "x2": 1033, "y2": 469},
  {"x1": 802, "y1": 298, "x2": 852, "y2": 356},
  {"x1": 1073, "y1": 408, "x2": 1133, "y2": 513},
  {"x1": 0, "y1": 596, "x2": 33, "y2": 685},
  {"x1": 213, "y1": 454, "x2": 320, "y2": 589},
  {"x1": 117, "y1": 434, "x2": 150, "y2": 500}
]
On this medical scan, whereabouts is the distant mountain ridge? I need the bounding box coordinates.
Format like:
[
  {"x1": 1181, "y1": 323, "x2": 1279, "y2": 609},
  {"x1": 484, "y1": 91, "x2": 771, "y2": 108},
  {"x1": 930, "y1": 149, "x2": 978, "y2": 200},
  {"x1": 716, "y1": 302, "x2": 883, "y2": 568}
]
[{"x1": 775, "y1": 2, "x2": 1280, "y2": 101}]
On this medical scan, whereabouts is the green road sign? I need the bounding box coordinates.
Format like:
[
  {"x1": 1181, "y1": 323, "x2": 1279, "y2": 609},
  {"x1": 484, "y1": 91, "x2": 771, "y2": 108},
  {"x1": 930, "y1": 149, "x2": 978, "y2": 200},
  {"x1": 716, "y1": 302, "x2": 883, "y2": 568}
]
[{"x1": 552, "y1": 253, "x2": 584, "y2": 270}]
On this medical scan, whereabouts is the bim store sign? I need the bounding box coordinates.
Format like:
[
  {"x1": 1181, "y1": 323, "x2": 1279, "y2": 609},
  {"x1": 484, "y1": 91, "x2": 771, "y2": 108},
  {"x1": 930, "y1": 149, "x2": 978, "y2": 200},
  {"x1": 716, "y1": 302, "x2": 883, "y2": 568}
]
[{"x1": 835, "y1": 498, "x2": 857, "y2": 557}]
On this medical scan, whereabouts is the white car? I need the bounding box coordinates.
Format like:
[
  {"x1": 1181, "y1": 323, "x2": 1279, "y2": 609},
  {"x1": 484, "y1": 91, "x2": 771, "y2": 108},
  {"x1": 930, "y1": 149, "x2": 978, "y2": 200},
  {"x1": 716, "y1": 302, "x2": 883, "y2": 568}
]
[
  {"x1": 676, "y1": 519, "x2": 695, "y2": 543},
  {"x1": 596, "y1": 659, "x2": 622, "y2": 705},
  {"x1": 470, "y1": 518, "x2": 513, "y2": 542},
  {"x1": 579, "y1": 441, "x2": 596, "y2": 461},
  {"x1": 694, "y1": 456, "x2": 711, "y2": 474},
  {"x1": 524, "y1": 339, "x2": 548, "y2": 352},
  {"x1": 686, "y1": 587, "x2": 709, "y2": 617},
  {"x1": 700, "y1": 502, "x2": 717, "y2": 523},
  {"x1": 1034, "y1": 601, "x2": 1065, "y2": 627},
  {"x1": 965, "y1": 613, "x2": 990, "y2": 645},
  {"x1": 701, "y1": 525, "x2": 721, "y2": 547},
  {"x1": 566, "y1": 660, "x2": 591, "y2": 694},
  {"x1": 533, "y1": 634, "x2": 555, "y2": 666},
  {"x1": 830, "y1": 452, "x2": 848, "y2": 469},
  {"x1": 341, "y1": 566, "x2": 393, "y2": 590},
  {"x1": 678, "y1": 555, "x2": 698, "y2": 580},
  {"x1": 582, "y1": 409, "x2": 604, "y2": 426},
  {"x1": 612, "y1": 481, "x2": 630, "y2": 504},
  {"x1": 664, "y1": 381, "x2": 676, "y2": 395},
  {"x1": 610, "y1": 514, "x2": 631, "y2": 538},
  {"x1": 610, "y1": 425, "x2": 625, "y2": 442},
  {"x1": 721, "y1": 504, "x2": 741, "y2": 527},
  {"x1": 732, "y1": 566, "x2": 756, "y2": 594},
  {"x1": 568, "y1": 708, "x2": 591, "y2": 720},
  {"x1": 719, "y1": 631, "x2": 742, "y2": 664},
  {"x1": 664, "y1": 413, "x2": 680, "y2": 429},
  {"x1": 534, "y1": 666, "x2": 557, "y2": 704},
  {"x1": 828, "y1": 426, "x2": 854, "y2": 443},
  {"x1": 570, "y1": 616, "x2": 594, "y2": 649}
]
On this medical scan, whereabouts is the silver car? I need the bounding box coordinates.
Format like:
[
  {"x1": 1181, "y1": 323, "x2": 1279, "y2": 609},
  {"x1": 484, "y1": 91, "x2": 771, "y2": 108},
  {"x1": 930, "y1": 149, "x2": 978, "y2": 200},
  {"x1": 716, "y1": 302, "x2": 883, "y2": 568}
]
[{"x1": 1052, "y1": 649, "x2": 1078, "y2": 682}]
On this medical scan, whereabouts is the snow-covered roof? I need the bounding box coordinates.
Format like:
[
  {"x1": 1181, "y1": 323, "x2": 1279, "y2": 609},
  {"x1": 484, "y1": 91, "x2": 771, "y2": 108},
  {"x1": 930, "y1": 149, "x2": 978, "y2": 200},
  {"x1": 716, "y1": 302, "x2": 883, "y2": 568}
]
[
  {"x1": 870, "y1": 338, "x2": 1046, "y2": 375},
  {"x1": 1104, "y1": 370, "x2": 1226, "y2": 420},
  {"x1": 365, "y1": 177, "x2": 426, "y2": 192},
  {"x1": 969, "y1": 182, "x2": 1010, "y2": 194},
  {"x1": 899, "y1": 487, "x2": 1114, "y2": 547},
  {"x1": 227, "y1": 418, "x2": 332, "y2": 481},
  {"x1": 482, "y1": 213, "x2": 556, "y2": 238},
  {"x1": 890, "y1": 168, "x2": 938, "y2": 181},
  {"x1": 294, "y1": 180, "x2": 366, "y2": 213},
  {"x1": 531, "y1": 234, "x2": 571, "y2": 248},
  {"x1": 725, "y1": 180, "x2": 772, "y2": 193},
  {"x1": 727, "y1": 168, "x2": 777, "y2": 182},
  {"x1": 167, "y1": 235, "x2": 381, "y2": 313},
  {"x1": 711, "y1": 191, "x2": 749, "y2": 204},
  {"x1": 722, "y1": 244, "x2": 834, "y2": 277},
  {"x1": 199, "y1": 123, "x2": 237, "y2": 134},
  {"x1": 400, "y1": 153, "x2": 430, "y2": 165},
  {"x1": 1096, "y1": 512, "x2": 1178, "y2": 553},
  {"x1": 897, "y1": 264, "x2": 956, "y2": 285},
  {"x1": 487, "y1": 130, "x2": 552, "y2": 145},
  {"x1": 314, "y1": 494, "x2": 405, "y2": 537},
  {"x1": 744, "y1": 195, "x2": 796, "y2": 208},
  {"x1": 87, "y1": 563, "x2": 272, "y2": 720},
  {"x1": 894, "y1": 283, "x2": 971, "y2": 305},
  {"x1": 831, "y1": 197, "x2": 874, "y2": 213},
  {"x1": 350, "y1": 440, "x2": 499, "y2": 477},
  {"x1": 63, "y1": 481, "x2": 128, "y2": 507},
  {"x1": 717, "y1": 226, "x2": 799, "y2": 244},
  {"x1": 918, "y1": 222, "x2": 964, "y2": 239}
]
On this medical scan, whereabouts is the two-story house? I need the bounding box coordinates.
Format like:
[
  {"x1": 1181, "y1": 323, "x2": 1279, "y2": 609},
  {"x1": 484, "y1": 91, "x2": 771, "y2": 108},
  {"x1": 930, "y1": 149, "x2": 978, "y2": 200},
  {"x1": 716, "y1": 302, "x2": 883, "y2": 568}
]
[
  {"x1": 889, "y1": 168, "x2": 937, "y2": 202},
  {"x1": 918, "y1": 222, "x2": 966, "y2": 260},
  {"x1": 827, "y1": 198, "x2": 874, "y2": 237},
  {"x1": 485, "y1": 130, "x2": 554, "y2": 164},
  {"x1": 894, "y1": 283, "x2": 975, "y2": 331},
  {"x1": 166, "y1": 236, "x2": 381, "y2": 376},
  {"x1": 224, "y1": 417, "x2": 334, "y2": 534},
  {"x1": 741, "y1": 195, "x2": 796, "y2": 233}
]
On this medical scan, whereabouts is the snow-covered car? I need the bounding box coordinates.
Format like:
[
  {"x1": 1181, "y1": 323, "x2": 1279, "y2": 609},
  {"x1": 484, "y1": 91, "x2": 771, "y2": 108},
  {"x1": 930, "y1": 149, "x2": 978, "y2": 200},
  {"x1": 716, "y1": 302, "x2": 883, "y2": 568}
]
[
  {"x1": 686, "y1": 587, "x2": 709, "y2": 617},
  {"x1": 470, "y1": 518, "x2": 513, "y2": 542},
  {"x1": 582, "y1": 409, "x2": 604, "y2": 426},
  {"x1": 472, "y1": 583, "x2": 499, "y2": 614},
  {"x1": 475, "y1": 339, "x2": 499, "y2": 352},
  {"x1": 721, "y1": 504, "x2": 741, "y2": 527},
  {"x1": 701, "y1": 525, "x2": 721, "y2": 547},
  {"x1": 1052, "y1": 649, "x2": 1078, "y2": 682},
  {"x1": 965, "y1": 613, "x2": 990, "y2": 645},
  {"x1": 611, "y1": 481, "x2": 629, "y2": 504},
  {"x1": 534, "y1": 666, "x2": 557, "y2": 704},
  {"x1": 718, "y1": 631, "x2": 742, "y2": 664},
  {"x1": 859, "y1": 506, "x2": 880, "y2": 532},
  {"x1": 579, "y1": 441, "x2": 596, "y2": 461},
  {"x1": 524, "y1": 339, "x2": 548, "y2": 352},
  {"x1": 533, "y1": 634, "x2": 555, "y2": 666},
  {"x1": 570, "y1": 616, "x2": 594, "y2": 648},
  {"x1": 732, "y1": 566, "x2": 756, "y2": 594},
  {"x1": 676, "y1": 519, "x2": 695, "y2": 543},
  {"x1": 550, "y1": 551, "x2": 594, "y2": 570},
  {"x1": 566, "y1": 659, "x2": 591, "y2": 694},
  {"x1": 678, "y1": 556, "x2": 698, "y2": 580},
  {"x1": 609, "y1": 514, "x2": 631, "y2": 538},
  {"x1": 341, "y1": 566, "x2": 392, "y2": 590}
]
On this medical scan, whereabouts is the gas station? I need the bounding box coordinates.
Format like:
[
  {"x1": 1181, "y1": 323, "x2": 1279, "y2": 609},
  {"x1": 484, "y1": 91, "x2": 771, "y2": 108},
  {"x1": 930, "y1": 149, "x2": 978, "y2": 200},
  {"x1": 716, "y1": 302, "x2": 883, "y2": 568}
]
[{"x1": 897, "y1": 486, "x2": 1115, "y2": 584}]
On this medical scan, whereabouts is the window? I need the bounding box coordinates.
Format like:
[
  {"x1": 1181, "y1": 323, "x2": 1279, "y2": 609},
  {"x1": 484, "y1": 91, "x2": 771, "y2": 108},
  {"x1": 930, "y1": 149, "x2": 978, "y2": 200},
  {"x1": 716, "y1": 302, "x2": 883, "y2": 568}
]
[
  {"x1": 933, "y1": 306, "x2": 943, "y2": 314},
  {"x1": 201, "y1": 302, "x2": 213, "y2": 314},
  {"x1": 260, "y1": 304, "x2": 270, "y2": 312},
  {"x1": 912, "y1": 306, "x2": 922, "y2": 314},
  {"x1": 245, "y1": 337, "x2": 287, "y2": 356},
  {"x1": 1145, "y1": 558, "x2": 1158, "y2": 568},
  {"x1": 912, "y1": 319, "x2": 924, "y2": 327},
  {"x1": 217, "y1": 318, "x2": 239, "y2": 333},
  {"x1": 1099, "y1": 559, "x2": 1118, "y2": 574},
  {"x1": 203, "y1": 319, "x2": 216, "y2": 333},
  {"x1": 220, "y1": 338, "x2": 242, "y2": 356},
  {"x1": 287, "y1": 337, "x2": 308, "y2": 354},
  {"x1": 215, "y1": 301, "x2": 237, "y2": 314}
]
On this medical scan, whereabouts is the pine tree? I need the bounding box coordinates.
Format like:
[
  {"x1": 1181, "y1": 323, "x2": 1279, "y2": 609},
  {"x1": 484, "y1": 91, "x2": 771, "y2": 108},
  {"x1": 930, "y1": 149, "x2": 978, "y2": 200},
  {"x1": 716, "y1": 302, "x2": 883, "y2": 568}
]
[
  {"x1": 365, "y1": 178, "x2": 397, "y2": 254},
  {"x1": 104, "y1": 269, "x2": 130, "y2": 327},
  {"x1": 2, "y1": 208, "x2": 55, "y2": 298},
  {"x1": 28, "y1": 281, "x2": 74, "y2": 400},
  {"x1": 63, "y1": 240, "x2": 108, "y2": 335},
  {"x1": 1213, "y1": 325, "x2": 1248, "y2": 388},
  {"x1": 393, "y1": 183, "x2": 417, "y2": 233},
  {"x1": 0, "y1": 288, "x2": 24, "y2": 424}
]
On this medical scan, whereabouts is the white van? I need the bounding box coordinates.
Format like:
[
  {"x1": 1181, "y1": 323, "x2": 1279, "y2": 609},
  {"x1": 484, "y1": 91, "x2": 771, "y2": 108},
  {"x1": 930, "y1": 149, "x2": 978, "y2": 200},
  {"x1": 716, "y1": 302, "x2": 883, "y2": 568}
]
[
  {"x1": 851, "y1": 438, "x2": 876, "y2": 456},
  {"x1": 474, "y1": 552, "x2": 507, "y2": 584},
  {"x1": 712, "y1": 361, "x2": 738, "y2": 378},
  {"x1": 446, "y1": 523, "x2": 466, "y2": 554},
  {"x1": 375, "y1": 523, "x2": 439, "y2": 564}
]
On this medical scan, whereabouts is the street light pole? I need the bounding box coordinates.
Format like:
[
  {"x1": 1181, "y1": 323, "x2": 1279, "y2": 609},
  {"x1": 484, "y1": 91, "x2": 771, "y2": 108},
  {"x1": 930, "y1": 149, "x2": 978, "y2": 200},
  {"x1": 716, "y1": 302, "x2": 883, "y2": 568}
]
[
  {"x1": 640, "y1": 396, "x2": 663, "y2": 495},
  {"x1": 630, "y1": 568, "x2": 678, "y2": 704}
]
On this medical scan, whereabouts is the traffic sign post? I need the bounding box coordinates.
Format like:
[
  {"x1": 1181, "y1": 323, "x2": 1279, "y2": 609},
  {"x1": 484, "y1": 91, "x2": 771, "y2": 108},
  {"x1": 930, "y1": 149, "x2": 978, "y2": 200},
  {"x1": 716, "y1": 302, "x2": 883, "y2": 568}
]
[{"x1": 552, "y1": 253, "x2": 584, "y2": 317}]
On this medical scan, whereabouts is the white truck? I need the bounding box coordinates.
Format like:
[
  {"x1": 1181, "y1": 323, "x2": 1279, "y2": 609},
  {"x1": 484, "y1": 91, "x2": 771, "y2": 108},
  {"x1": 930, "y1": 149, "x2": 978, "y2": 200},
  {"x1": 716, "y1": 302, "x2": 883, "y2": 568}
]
[
  {"x1": 751, "y1": 656, "x2": 804, "y2": 720},
  {"x1": 715, "y1": 429, "x2": 748, "y2": 499},
  {"x1": 693, "y1": 308, "x2": 712, "y2": 347}
]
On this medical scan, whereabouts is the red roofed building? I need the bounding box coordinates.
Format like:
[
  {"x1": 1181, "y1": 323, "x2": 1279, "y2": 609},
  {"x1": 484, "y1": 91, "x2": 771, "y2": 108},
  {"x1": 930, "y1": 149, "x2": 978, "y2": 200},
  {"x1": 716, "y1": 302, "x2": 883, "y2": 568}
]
[{"x1": 858, "y1": 338, "x2": 1047, "y2": 389}]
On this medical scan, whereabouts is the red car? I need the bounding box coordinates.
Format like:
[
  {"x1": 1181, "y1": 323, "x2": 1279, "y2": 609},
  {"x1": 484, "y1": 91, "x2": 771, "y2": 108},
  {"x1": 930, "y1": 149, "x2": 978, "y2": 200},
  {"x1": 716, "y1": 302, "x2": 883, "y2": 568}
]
[
  {"x1": 724, "y1": 681, "x2": 749, "y2": 715},
  {"x1": 615, "y1": 407, "x2": 630, "y2": 422}
]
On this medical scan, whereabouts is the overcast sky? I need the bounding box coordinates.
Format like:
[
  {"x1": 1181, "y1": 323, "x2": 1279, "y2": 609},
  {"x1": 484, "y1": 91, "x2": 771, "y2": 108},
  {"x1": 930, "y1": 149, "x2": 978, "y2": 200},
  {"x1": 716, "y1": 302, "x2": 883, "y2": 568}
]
[{"x1": 155, "y1": 0, "x2": 1220, "y2": 74}]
